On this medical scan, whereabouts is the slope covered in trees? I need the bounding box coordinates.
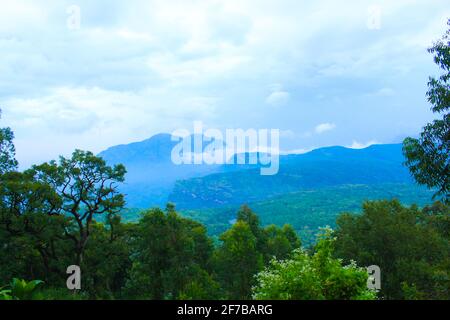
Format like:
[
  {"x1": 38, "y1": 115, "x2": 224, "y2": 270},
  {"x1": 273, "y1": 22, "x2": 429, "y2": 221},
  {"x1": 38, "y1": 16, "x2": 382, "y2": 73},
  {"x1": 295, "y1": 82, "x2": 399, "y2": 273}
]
[
  {"x1": 0, "y1": 125, "x2": 448, "y2": 300},
  {"x1": 181, "y1": 183, "x2": 435, "y2": 245}
]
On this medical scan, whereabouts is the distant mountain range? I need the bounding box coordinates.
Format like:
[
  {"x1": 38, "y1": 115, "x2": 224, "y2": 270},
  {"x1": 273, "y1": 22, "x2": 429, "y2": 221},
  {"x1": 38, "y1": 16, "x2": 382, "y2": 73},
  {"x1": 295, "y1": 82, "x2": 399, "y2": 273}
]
[
  {"x1": 98, "y1": 134, "x2": 435, "y2": 242},
  {"x1": 169, "y1": 143, "x2": 413, "y2": 209},
  {"x1": 99, "y1": 134, "x2": 416, "y2": 208},
  {"x1": 98, "y1": 133, "x2": 224, "y2": 208}
]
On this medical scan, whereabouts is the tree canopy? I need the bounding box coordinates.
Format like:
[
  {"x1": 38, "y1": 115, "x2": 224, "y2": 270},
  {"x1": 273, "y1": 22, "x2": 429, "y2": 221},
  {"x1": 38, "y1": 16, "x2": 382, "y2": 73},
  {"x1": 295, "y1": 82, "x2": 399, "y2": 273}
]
[{"x1": 403, "y1": 19, "x2": 450, "y2": 203}]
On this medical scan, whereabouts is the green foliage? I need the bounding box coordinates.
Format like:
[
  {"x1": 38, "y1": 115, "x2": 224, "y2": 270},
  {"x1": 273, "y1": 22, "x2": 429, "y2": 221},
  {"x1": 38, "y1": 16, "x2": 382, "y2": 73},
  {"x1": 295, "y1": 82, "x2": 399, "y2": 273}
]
[
  {"x1": 82, "y1": 217, "x2": 135, "y2": 298},
  {"x1": 0, "y1": 170, "x2": 71, "y2": 283},
  {"x1": 263, "y1": 224, "x2": 300, "y2": 262},
  {"x1": 253, "y1": 229, "x2": 375, "y2": 300},
  {"x1": 334, "y1": 200, "x2": 449, "y2": 299},
  {"x1": 0, "y1": 126, "x2": 131, "y2": 298},
  {"x1": 0, "y1": 278, "x2": 44, "y2": 300},
  {"x1": 124, "y1": 206, "x2": 217, "y2": 299},
  {"x1": 183, "y1": 183, "x2": 435, "y2": 246},
  {"x1": 237, "y1": 205, "x2": 261, "y2": 238},
  {"x1": 1, "y1": 106, "x2": 447, "y2": 300},
  {"x1": 29, "y1": 150, "x2": 127, "y2": 266},
  {"x1": 177, "y1": 268, "x2": 222, "y2": 300},
  {"x1": 37, "y1": 287, "x2": 88, "y2": 300},
  {"x1": 10, "y1": 278, "x2": 44, "y2": 300},
  {"x1": 212, "y1": 205, "x2": 301, "y2": 299},
  {"x1": 0, "y1": 109, "x2": 18, "y2": 175},
  {"x1": 214, "y1": 220, "x2": 263, "y2": 299},
  {"x1": 0, "y1": 127, "x2": 18, "y2": 175},
  {"x1": 0, "y1": 287, "x2": 12, "y2": 300},
  {"x1": 403, "y1": 20, "x2": 450, "y2": 203}
]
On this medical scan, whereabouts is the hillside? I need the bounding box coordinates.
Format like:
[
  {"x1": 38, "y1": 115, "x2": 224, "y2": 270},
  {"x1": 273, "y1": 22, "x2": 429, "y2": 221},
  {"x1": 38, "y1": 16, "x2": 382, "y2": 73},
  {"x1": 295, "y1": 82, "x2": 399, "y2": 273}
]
[
  {"x1": 168, "y1": 144, "x2": 415, "y2": 209},
  {"x1": 181, "y1": 183, "x2": 435, "y2": 245},
  {"x1": 97, "y1": 137, "x2": 436, "y2": 244}
]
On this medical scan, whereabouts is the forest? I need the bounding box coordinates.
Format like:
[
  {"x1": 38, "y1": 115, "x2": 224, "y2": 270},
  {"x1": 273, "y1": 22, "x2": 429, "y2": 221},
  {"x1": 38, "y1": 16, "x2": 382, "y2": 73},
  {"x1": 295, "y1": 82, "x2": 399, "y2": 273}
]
[{"x1": 0, "y1": 20, "x2": 449, "y2": 301}]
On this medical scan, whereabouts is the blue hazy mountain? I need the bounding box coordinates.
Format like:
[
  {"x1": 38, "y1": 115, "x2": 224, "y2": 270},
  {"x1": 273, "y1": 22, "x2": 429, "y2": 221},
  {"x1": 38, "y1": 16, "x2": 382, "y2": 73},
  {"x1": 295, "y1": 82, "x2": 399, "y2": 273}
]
[
  {"x1": 98, "y1": 134, "x2": 419, "y2": 211},
  {"x1": 168, "y1": 144, "x2": 416, "y2": 209},
  {"x1": 98, "y1": 133, "x2": 229, "y2": 207}
]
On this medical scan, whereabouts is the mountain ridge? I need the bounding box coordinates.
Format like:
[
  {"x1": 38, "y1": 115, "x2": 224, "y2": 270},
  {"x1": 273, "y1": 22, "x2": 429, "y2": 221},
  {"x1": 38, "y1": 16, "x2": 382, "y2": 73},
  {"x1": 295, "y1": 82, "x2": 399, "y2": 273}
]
[{"x1": 97, "y1": 134, "x2": 413, "y2": 209}]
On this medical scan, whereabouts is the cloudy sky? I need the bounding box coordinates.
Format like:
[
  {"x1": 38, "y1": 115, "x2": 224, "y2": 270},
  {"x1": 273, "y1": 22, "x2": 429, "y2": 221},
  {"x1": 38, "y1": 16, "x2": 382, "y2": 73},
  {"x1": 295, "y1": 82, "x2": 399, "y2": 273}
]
[{"x1": 0, "y1": 0, "x2": 449, "y2": 168}]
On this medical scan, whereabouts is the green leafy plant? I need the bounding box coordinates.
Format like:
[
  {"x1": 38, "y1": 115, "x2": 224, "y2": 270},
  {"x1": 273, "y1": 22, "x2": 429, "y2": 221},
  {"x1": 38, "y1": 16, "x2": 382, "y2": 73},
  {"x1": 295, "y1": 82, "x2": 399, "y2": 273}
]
[
  {"x1": 403, "y1": 19, "x2": 450, "y2": 203},
  {"x1": 252, "y1": 228, "x2": 377, "y2": 300},
  {"x1": 0, "y1": 279, "x2": 44, "y2": 300},
  {"x1": 0, "y1": 286, "x2": 12, "y2": 300}
]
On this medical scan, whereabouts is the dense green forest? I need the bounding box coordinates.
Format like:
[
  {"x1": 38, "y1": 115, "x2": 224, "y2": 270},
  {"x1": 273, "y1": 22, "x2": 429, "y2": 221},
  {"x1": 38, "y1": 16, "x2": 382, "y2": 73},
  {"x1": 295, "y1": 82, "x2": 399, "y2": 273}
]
[
  {"x1": 181, "y1": 183, "x2": 436, "y2": 245},
  {"x1": 0, "y1": 120, "x2": 448, "y2": 300},
  {"x1": 0, "y1": 20, "x2": 449, "y2": 301}
]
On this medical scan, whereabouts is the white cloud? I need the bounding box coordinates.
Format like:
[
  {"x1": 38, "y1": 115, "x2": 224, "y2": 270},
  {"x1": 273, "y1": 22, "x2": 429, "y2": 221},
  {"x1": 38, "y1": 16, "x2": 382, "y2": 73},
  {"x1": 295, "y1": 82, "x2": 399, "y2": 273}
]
[
  {"x1": 314, "y1": 123, "x2": 336, "y2": 134},
  {"x1": 281, "y1": 148, "x2": 313, "y2": 155},
  {"x1": 266, "y1": 90, "x2": 290, "y2": 107},
  {"x1": 1, "y1": 85, "x2": 218, "y2": 167},
  {"x1": 279, "y1": 129, "x2": 295, "y2": 138},
  {"x1": 348, "y1": 140, "x2": 379, "y2": 149},
  {"x1": 0, "y1": 0, "x2": 448, "y2": 167},
  {"x1": 369, "y1": 87, "x2": 395, "y2": 97}
]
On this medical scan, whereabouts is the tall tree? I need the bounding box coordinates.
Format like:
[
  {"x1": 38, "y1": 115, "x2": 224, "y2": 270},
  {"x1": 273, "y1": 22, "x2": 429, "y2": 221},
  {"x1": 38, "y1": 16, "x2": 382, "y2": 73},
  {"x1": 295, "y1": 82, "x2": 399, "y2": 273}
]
[
  {"x1": 236, "y1": 205, "x2": 301, "y2": 262},
  {"x1": 30, "y1": 150, "x2": 126, "y2": 266},
  {"x1": 334, "y1": 200, "x2": 449, "y2": 299},
  {"x1": 214, "y1": 221, "x2": 263, "y2": 299},
  {"x1": 125, "y1": 206, "x2": 216, "y2": 299},
  {"x1": 236, "y1": 205, "x2": 267, "y2": 252},
  {"x1": 403, "y1": 19, "x2": 450, "y2": 203},
  {"x1": 0, "y1": 109, "x2": 18, "y2": 175},
  {"x1": 263, "y1": 224, "x2": 301, "y2": 262},
  {"x1": 82, "y1": 216, "x2": 134, "y2": 298},
  {"x1": 0, "y1": 113, "x2": 70, "y2": 283},
  {"x1": 0, "y1": 170, "x2": 69, "y2": 282}
]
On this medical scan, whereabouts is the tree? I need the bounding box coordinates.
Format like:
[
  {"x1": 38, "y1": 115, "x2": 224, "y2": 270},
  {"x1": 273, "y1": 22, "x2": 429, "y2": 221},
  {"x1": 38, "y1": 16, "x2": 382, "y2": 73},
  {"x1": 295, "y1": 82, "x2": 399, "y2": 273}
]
[
  {"x1": 263, "y1": 224, "x2": 301, "y2": 262},
  {"x1": 236, "y1": 205, "x2": 301, "y2": 263},
  {"x1": 125, "y1": 206, "x2": 216, "y2": 299},
  {"x1": 237, "y1": 205, "x2": 261, "y2": 239},
  {"x1": 214, "y1": 221, "x2": 263, "y2": 299},
  {"x1": 253, "y1": 228, "x2": 375, "y2": 300},
  {"x1": 236, "y1": 205, "x2": 268, "y2": 255},
  {"x1": 281, "y1": 224, "x2": 302, "y2": 250},
  {"x1": 82, "y1": 216, "x2": 134, "y2": 298},
  {"x1": 334, "y1": 200, "x2": 449, "y2": 299},
  {"x1": 0, "y1": 170, "x2": 70, "y2": 282},
  {"x1": 29, "y1": 150, "x2": 126, "y2": 266},
  {"x1": 0, "y1": 109, "x2": 18, "y2": 174},
  {"x1": 403, "y1": 19, "x2": 450, "y2": 203},
  {"x1": 0, "y1": 118, "x2": 73, "y2": 283},
  {"x1": 422, "y1": 201, "x2": 450, "y2": 238}
]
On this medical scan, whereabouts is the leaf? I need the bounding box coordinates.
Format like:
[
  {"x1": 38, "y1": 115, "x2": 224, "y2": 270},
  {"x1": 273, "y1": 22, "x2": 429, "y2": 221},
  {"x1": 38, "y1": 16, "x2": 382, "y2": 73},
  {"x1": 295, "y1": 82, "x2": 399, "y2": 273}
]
[{"x1": 25, "y1": 280, "x2": 44, "y2": 293}]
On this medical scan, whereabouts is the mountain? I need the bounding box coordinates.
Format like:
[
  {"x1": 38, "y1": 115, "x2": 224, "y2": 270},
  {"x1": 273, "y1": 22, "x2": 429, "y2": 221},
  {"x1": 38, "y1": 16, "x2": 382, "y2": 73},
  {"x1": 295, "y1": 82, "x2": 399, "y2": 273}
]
[
  {"x1": 98, "y1": 133, "x2": 176, "y2": 165},
  {"x1": 98, "y1": 133, "x2": 224, "y2": 207},
  {"x1": 99, "y1": 136, "x2": 435, "y2": 243},
  {"x1": 168, "y1": 144, "x2": 415, "y2": 209}
]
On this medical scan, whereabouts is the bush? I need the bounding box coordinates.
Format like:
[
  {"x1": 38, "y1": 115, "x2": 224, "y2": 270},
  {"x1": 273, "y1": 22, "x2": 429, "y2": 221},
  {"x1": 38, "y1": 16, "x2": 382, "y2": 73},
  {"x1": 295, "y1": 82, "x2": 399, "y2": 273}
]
[{"x1": 253, "y1": 229, "x2": 376, "y2": 300}]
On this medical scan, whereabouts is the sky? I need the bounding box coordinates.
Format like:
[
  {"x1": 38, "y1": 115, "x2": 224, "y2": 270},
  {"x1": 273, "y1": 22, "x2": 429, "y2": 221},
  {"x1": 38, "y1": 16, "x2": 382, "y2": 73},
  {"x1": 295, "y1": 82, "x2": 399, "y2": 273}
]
[{"x1": 0, "y1": 0, "x2": 449, "y2": 169}]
